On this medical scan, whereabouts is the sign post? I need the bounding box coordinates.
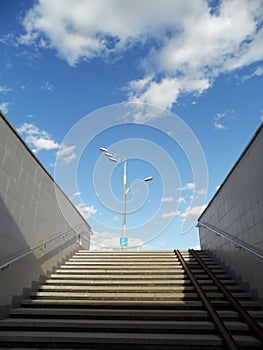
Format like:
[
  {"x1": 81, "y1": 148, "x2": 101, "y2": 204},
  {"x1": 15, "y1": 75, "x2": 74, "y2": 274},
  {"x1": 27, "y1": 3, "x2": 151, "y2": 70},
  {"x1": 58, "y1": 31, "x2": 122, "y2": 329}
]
[{"x1": 120, "y1": 237, "x2": 128, "y2": 249}]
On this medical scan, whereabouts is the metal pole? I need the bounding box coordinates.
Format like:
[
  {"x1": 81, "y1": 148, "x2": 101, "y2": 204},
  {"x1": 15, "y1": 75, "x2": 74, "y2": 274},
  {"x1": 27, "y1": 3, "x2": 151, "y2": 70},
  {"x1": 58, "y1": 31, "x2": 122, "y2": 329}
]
[{"x1": 122, "y1": 159, "x2": 127, "y2": 250}]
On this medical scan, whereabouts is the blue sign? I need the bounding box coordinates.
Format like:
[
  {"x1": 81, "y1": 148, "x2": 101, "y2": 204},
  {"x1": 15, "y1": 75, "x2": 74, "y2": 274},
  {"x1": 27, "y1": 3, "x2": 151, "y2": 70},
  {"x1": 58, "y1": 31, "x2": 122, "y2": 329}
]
[{"x1": 120, "y1": 237, "x2": 128, "y2": 247}]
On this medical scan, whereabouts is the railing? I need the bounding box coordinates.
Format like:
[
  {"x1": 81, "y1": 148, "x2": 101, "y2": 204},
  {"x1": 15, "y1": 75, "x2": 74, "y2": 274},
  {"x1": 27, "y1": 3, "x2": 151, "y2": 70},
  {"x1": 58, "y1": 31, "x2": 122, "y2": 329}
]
[
  {"x1": 0, "y1": 223, "x2": 90, "y2": 270},
  {"x1": 197, "y1": 221, "x2": 263, "y2": 259}
]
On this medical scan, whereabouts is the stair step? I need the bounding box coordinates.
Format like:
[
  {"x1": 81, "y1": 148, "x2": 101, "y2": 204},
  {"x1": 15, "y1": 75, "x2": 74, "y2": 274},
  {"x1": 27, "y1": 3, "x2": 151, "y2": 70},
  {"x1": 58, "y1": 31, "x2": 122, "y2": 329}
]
[
  {"x1": 21, "y1": 299, "x2": 204, "y2": 307},
  {"x1": 77, "y1": 250, "x2": 175, "y2": 254},
  {"x1": 0, "y1": 318, "x2": 217, "y2": 331},
  {"x1": 68, "y1": 260, "x2": 180, "y2": 264},
  {"x1": 74, "y1": 254, "x2": 177, "y2": 258},
  {"x1": 10, "y1": 307, "x2": 263, "y2": 325},
  {"x1": 10, "y1": 308, "x2": 211, "y2": 319},
  {"x1": 30, "y1": 290, "x2": 252, "y2": 301},
  {"x1": 211, "y1": 300, "x2": 261, "y2": 309},
  {"x1": 62, "y1": 261, "x2": 183, "y2": 270},
  {"x1": 48, "y1": 274, "x2": 238, "y2": 285},
  {"x1": 0, "y1": 331, "x2": 225, "y2": 346},
  {"x1": 45, "y1": 278, "x2": 193, "y2": 285},
  {"x1": 38, "y1": 285, "x2": 220, "y2": 292},
  {"x1": 49, "y1": 273, "x2": 189, "y2": 279},
  {"x1": 0, "y1": 331, "x2": 261, "y2": 348},
  {"x1": 40, "y1": 283, "x2": 244, "y2": 291},
  {"x1": 69, "y1": 258, "x2": 180, "y2": 261},
  {"x1": 56, "y1": 268, "x2": 185, "y2": 273},
  {"x1": 10, "y1": 307, "x2": 263, "y2": 321},
  {"x1": 45, "y1": 277, "x2": 236, "y2": 285},
  {"x1": 1, "y1": 318, "x2": 256, "y2": 333},
  {"x1": 30, "y1": 291, "x2": 200, "y2": 300}
]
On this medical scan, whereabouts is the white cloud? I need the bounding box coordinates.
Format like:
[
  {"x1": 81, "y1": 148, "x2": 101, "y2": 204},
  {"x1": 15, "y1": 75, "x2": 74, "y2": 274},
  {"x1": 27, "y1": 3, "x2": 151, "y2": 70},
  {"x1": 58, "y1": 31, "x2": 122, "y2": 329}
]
[
  {"x1": 176, "y1": 182, "x2": 196, "y2": 191},
  {"x1": 195, "y1": 188, "x2": 207, "y2": 196},
  {"x1": 129, "y1": 77, "x2": 181, "y2": 110},
  {"x1": 33, "y1": 137, "x2": 59, "y2": 150},
  {"x1": 128, "y1": 75, "x2": 210, "y2": 113},
  {"x1": 73, "y1": 192, "x2": 81, "y2": 196},
  {"x1": 57, "y1": 144, "x2": 76, "y2": 164},
  {"x1": 90, "y1": 231, "x2": 145, "y2": 250},
  {"x1": 0, "y1": 102, "x2": 10, "y2": 114},
  {"x1": 175, "y1": 183, "x2": 206, "y2": 203},
  {"x1": 185, "y1": 182, "x2": 195, "y2": 190},
  {"x1": 76, "y1": 204, "x2": 97, "y2": 220},
  {"x1": 112, "y1": 215, "x2": 119, "y2": 222},
  {"x1": 254, "y1": 66, "x2": 263, "y2": 76},
  {"x1": 162, "y1": 203, "x2": 207, "y2": 222},
  {"x1": 162, "y1": 210, "x2": 181, "y2": 219},
  {"x1": 242, "y1": 65, "x2": 263, "y2": 81},
  {"x1": 41, "y1": 81, "x2": 54, "y2": 92},
  {"x1": 213, "y1": 111, "x2": 235, "y2": 130},
  {"x1": 180, "y1": 205, "x2": 207, "y2": 221},
  {"x1": 17, "y1": 123, "x2": 60, "y2": 152},
  {"x1": 19, "y1": 0, "x2": 263, "y2": 111},
  {"x1": 17, "y1": 122, "x2": 76, "y2": 163},
  {"x1": 0, "y1": 85, "x2": 12, "y2": 93},
  {"x1": 213, "y1": 112, "x2": 227, "y2": 130},
  {"x1": 161, "y1": 196, "x2": 174, "y2": 202},
  {"x1": 214, "y1": 121, "x2": 225, "y2": 130},
  {"x1": 214, "y1": 112, "x2": 226, "y2": 120},
  {"x1": 18, "y1": 0, "x2": 185, "y2": 65},
  {"x1": 177, "y1": 196, "x2": 186, "y2": 203}
]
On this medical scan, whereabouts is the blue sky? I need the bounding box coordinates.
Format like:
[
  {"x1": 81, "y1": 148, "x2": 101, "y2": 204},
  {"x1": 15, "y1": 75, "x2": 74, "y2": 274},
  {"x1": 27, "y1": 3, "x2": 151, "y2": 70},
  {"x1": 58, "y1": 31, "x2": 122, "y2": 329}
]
[{"x1": 0, "y1": 0, "x2": 263, "y2": 250}]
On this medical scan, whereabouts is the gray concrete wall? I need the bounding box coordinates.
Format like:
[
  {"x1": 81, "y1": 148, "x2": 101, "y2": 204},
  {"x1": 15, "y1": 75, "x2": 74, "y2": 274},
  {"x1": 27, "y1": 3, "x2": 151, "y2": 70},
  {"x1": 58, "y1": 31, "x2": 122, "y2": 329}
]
[
  {"x1": 0, "y1": 111, "x2": 91, "y2": 317},
  {"x1": 199, "y1": 123, "x2": 263, "y2": 302}
]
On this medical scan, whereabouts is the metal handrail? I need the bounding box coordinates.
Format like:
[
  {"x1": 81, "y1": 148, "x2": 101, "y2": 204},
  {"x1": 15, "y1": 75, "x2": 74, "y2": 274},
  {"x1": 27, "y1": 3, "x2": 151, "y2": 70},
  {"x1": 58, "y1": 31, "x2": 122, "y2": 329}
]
[
  {"x1": 0, "y1": 223, "x2": 89, "y2": 270},
  {"x1": 197, "y1": 221, "x2": 263, "y2": 259}
]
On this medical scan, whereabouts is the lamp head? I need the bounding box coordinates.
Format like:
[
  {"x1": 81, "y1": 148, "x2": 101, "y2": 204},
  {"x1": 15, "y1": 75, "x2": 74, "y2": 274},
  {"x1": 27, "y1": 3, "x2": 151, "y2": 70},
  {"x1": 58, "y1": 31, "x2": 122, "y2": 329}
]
[
  {"x1": 104, "y1": 152, "x2": 114, "y2": 157},
  {"x1": 144, "y1": 176, "x2": 153, "y2": 182},
  {"x1": 99, "y1": 147, "x2": 108, "y2": 152}
]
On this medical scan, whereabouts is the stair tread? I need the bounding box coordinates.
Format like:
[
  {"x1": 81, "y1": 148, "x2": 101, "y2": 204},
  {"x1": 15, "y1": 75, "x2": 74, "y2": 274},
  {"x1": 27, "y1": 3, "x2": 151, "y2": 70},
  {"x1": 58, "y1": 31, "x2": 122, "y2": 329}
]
[
  {"x1": 10, "y1": 308, "x2": 210, "y2": 317},
  {"x1": 41, "y1": 282, "x2": 243, "y2": 291},
  {"x1": 0, "y1": 318, "x2": 216, "y2": 329},
  {"x1": 10, "y1": 307, "x2": 263, "y2": 320},
  {"x1": 45, "y1": 278, "x2": 193, "y2": 284},
  {"x1": 56, "y1": 268, "x2": 185, "y2": 273},
  {"x1": 38, "y1": 285, "x2": 219, "y2": 291},
  {"x1": 2, "y1": 318, "x2": 257, "y2": 331},
  {"x1": 72, "y1": 260, "x2": 178, "y2": 263},
  {"x1": 49, "y1": 274, "x2": 190, "y2": 279},
  {"x1": 21, "y1": 299, "x2": 204, "y2": 306},
  {"x1": 0, "y1": 331, "x2": 226, "y2": 345},
  {"x1": 31, "y1": 291, "x2": 200, "y2": 299},
  {"x1": 45, "y1": 278, "x2": 235, "y2": 285},
  {"x1": 0, "y1": 331, "x2": 261, "y2": 347}
]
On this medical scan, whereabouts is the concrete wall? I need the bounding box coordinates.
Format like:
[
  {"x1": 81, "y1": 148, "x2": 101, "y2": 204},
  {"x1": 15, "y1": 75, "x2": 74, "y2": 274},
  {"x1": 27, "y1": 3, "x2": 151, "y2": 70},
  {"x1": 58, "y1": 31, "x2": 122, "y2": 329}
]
[
  {"x1": 0, "y1": 111, "x2": 92, "y2": 317},
  {"x1": 199, "y1": 123, "x2": 263, "y2": 303}
]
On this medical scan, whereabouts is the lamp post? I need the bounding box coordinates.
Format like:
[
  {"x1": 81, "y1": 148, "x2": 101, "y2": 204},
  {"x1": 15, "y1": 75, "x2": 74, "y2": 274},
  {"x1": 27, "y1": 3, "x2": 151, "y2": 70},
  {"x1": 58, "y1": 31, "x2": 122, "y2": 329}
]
[{"x1": 99, "y1": 147, "x2": 153, "y2": 250}]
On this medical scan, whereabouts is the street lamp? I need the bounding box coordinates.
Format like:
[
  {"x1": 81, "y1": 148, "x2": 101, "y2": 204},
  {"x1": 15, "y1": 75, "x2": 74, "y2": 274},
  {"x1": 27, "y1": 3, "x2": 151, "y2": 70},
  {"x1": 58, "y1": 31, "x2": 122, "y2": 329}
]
[{"x1": 99, "y1": 147, "x2": 153, "y2": 250}]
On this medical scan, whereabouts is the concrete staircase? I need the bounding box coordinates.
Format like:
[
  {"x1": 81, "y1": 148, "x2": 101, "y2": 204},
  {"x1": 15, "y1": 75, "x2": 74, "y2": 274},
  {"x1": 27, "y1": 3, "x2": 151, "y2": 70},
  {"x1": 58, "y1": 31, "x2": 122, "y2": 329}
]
[{"x1": 0, "y1": 250, "x2": 263, "y2": 349}]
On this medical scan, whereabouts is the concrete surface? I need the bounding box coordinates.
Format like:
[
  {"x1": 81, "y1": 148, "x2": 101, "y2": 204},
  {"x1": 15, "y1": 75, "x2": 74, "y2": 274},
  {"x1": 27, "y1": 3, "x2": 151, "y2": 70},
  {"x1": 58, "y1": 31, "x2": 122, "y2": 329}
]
[
  {"x1": 199, "y1": 123, "x2": 263, "y2": 304},
  {"x1": 0, "y1": 111, "x2": 91, "y2": 317}
]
